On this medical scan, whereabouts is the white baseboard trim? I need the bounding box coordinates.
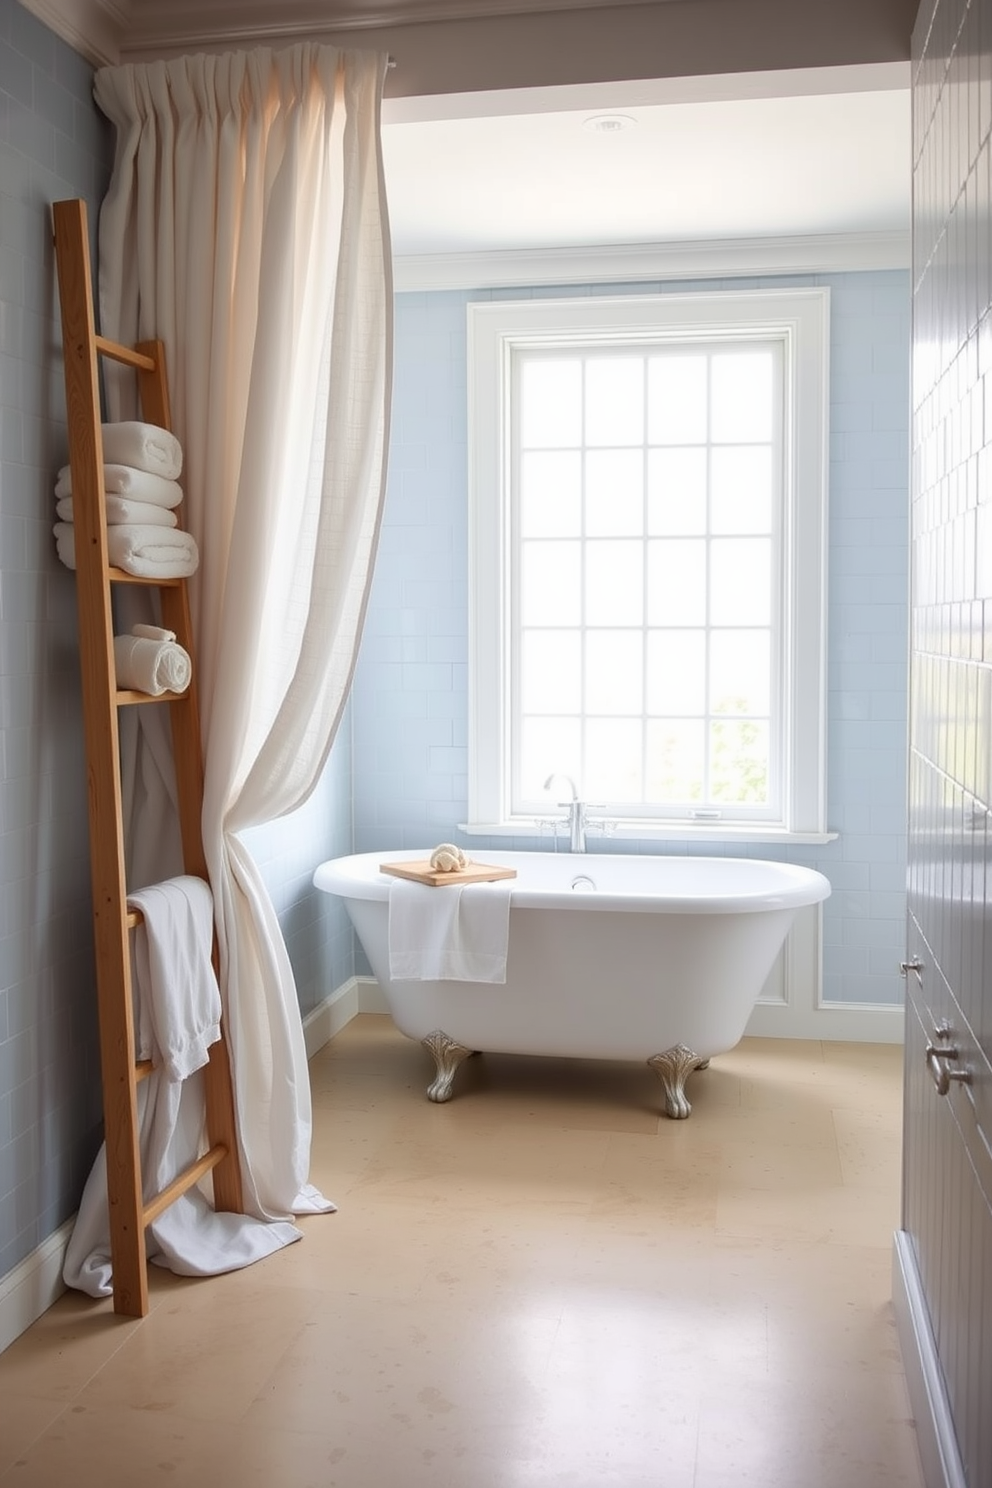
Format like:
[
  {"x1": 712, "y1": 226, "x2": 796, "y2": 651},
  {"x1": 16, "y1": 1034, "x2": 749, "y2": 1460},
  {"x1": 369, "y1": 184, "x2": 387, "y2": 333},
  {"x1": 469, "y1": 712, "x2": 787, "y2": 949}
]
[
  {"x1": 746, "y1": 1000, "x2": 905, "y2": 1042},
  {"x1": 1, "y1": 976, "x2": 385, "y2": 1356},
  {"x1": 0, "y1": 1218, "x2": 73, "y2": 1356},
  {"x1": 740, "y1": 907, "x2": 905, "y2": 1043},
  {"x1": 357, "y1": 979, "x2": 389, "y2": 1015},
  {"x1": 892, "y1": 1230, "x2": 966, "y2": 1488},
  {"x1": 302, "y1": 977, "x2": 358, "y2": 1058},
  {"x1": 303, "y1": 976, "x2": 387, "y2": 1057}
]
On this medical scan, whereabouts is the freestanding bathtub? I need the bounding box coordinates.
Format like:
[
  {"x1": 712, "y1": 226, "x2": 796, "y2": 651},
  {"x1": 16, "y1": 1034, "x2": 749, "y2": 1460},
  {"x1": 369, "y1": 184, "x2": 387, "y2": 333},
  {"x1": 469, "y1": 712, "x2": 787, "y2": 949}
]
[{"x1": 313, "y1": 849, "x2": 831, "y2": 1117}]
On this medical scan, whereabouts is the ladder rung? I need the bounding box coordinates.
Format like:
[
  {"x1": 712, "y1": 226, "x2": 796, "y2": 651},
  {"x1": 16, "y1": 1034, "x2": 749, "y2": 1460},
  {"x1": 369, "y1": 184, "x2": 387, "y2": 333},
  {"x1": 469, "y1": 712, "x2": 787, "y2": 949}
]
[
  {"x1": 135, "y1": 1059, "x2": 154, "y2": 1083},
  {"x1": 94, "y1": 334, "x2": 157, "y2": 372},
  {"x1": 142, "y1": 1144, "x2": 229, "y2": 1228},
  {"x1": 117, "y1": 688, "x2": 190, "y2": 706},
  {"x1": 108, "y1": 567, "x2": 183, "y2": 587},
  {"x1": 126, "y1": 909, "x2": 143, "y2": 929}
]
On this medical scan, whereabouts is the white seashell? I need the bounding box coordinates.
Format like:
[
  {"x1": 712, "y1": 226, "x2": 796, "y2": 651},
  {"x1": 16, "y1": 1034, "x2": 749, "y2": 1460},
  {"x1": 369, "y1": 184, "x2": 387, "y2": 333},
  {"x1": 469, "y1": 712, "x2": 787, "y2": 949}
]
[{"x1": 430, "y1": 843, "x2": 467, "y2": 873}]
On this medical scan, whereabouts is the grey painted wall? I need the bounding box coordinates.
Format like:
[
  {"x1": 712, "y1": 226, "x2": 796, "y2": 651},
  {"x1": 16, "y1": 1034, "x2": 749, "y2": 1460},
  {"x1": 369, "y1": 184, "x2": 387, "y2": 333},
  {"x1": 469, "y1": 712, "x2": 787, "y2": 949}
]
[
  {"x1": 0, "y1": 0, "x2": 354, "y2": 1287},
  {"x1": 0, "y1": 0, "x2": 112, "y2": 1284}
]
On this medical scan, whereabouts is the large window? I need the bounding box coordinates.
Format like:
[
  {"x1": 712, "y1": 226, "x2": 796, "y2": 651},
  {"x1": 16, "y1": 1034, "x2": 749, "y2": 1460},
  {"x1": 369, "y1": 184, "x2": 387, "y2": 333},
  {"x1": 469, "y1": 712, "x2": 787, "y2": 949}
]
[{"x1": 467, "y1": 291, "x2": 830, "y2": 841}]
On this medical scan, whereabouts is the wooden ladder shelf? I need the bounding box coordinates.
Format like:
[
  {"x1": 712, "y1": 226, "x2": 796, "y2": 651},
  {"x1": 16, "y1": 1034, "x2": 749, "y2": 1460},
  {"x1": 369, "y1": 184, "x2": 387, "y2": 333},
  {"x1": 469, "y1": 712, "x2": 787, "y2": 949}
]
[{"x1": 52, "y1": 198, "x2": 243, "y2": 1318}]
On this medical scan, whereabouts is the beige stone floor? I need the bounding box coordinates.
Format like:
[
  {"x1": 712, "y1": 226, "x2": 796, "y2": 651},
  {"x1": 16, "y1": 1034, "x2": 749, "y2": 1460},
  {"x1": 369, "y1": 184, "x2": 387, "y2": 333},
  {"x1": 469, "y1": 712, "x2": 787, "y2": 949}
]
[{"x1": 0, "y1": 1016, "x2": 923, "y2": 1487}]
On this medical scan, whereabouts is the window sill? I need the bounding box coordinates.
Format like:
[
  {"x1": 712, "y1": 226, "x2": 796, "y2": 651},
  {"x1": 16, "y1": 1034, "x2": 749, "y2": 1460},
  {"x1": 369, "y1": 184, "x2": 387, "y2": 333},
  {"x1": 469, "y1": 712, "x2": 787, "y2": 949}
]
[{"x1": 459, "y1": 821, "x2": 839, "y2": 847}]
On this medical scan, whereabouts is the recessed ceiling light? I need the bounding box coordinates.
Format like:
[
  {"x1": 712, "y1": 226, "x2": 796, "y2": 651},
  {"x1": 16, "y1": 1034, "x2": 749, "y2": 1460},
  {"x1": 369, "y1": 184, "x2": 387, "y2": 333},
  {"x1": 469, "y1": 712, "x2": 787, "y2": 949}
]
[{"x1": 583, "y1": 114, "x2": 637, "y2": 134}]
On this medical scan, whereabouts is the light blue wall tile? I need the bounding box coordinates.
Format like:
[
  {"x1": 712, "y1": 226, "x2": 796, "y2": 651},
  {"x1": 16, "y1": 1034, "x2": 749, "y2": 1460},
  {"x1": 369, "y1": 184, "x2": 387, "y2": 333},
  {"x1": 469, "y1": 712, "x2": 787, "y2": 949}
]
[
  {"x1": 352, "y1": 268, "x2": 911, "y2": 1008},
  {"x1": 241, "y1": 714, "x2": 355, "y2": 1020}
]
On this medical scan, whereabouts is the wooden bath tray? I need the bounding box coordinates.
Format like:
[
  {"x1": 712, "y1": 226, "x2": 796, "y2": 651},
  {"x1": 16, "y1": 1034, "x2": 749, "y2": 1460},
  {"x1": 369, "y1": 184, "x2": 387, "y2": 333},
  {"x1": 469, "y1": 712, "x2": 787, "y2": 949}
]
[{"x1": 380, "y1": 860, "x2": 517, "y2": 888}]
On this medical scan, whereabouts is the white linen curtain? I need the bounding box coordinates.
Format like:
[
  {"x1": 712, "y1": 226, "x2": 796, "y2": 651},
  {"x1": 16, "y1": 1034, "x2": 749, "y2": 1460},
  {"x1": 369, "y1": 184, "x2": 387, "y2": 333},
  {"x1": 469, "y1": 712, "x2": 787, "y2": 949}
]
[{"x1": 93, "y1": 44, "x2": 393, "y2": 1221}]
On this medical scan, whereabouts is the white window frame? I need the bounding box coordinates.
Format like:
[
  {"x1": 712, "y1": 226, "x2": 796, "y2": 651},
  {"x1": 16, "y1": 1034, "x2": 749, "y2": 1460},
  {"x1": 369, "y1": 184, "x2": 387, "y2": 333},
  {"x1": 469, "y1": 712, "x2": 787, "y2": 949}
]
[{"x1": 465, "y1": 289, "x2": 832, "y2": 844}]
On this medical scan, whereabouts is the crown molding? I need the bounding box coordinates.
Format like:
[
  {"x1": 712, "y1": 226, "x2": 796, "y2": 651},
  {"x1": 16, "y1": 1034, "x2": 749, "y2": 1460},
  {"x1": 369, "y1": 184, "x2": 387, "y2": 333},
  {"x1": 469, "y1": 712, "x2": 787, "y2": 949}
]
[
  {"x1": 17, "y1": 0, "x2": 128, "y2": 65},
  {"x1": 21, "y1": 0, "x2": 918, "y2": 89},
  {"x1": 117, "y1": 0, "x2": 684, "y2": 54},
  {"x1": 392, "y1": 230, "x2": 911, "y2": 293},
  {"x1": 116, "y1": 0, "x2": 918, "y2": 96},
  {"x1": 129, "y1": 0, "x2": 676, "y2": 39}
]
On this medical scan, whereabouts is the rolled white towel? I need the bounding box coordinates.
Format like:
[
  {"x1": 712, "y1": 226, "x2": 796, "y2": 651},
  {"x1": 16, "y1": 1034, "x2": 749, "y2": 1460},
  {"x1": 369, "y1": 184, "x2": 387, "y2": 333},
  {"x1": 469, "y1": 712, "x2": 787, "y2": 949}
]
[
  {"x1": 100, "y1": 421, "x2": 183, "y2": 480},
  {"x1": 56, "y1": 494, "x2": 178, "y2": 528},
  {"x1": 113, "y1": 627, "x2": 192, "y2": 695},
  {"x1": 53, "y1": 522, "x2": 199, "y2": 579},
  {"x1": 55, "y1": 462, "x2": 183, "y2": 509}
]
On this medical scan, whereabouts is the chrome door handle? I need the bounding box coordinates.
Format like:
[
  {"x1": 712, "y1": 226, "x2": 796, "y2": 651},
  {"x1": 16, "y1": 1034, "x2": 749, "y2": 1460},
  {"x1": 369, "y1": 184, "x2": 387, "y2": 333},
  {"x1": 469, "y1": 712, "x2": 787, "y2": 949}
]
[
  {"x1": 900, "y1": 957, "x2": 923, "y2": 978},
  {"x1": 925, "y1": 1039, "x2": 972, "y2": 1096}
]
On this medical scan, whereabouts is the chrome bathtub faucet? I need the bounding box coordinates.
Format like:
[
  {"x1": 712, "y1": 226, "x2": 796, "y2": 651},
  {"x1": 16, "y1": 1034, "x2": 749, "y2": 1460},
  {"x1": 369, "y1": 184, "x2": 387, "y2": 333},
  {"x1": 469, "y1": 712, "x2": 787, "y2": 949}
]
[{"x1": 542, "y1": 773, "x2": 603, "y2": 853}]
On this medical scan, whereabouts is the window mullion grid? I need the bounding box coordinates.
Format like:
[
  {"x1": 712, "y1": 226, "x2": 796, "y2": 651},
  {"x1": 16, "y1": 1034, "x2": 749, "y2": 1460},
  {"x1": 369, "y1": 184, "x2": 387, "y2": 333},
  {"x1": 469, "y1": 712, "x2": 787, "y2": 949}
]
[{"x1": 469, "y1": 290, "x2": 828, "y2": 837}]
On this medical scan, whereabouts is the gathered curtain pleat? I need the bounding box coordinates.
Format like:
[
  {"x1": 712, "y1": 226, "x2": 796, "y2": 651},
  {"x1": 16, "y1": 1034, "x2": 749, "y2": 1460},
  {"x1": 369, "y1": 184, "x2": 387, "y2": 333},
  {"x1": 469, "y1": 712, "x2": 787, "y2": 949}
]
[{"x1": 93, "y1": 44, "x2": 393, "y2": 1221}]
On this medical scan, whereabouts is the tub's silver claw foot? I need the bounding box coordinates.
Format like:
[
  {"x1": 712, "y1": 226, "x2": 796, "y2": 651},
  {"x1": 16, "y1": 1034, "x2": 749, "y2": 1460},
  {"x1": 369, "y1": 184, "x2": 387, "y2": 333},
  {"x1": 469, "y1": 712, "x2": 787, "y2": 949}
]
[
  {"x1": 423, "y1": 1030, "x2": 474, "y2": 1102},
  {"x1": 648, "y1": 1044, "x2": 706, "y2": 1119}
]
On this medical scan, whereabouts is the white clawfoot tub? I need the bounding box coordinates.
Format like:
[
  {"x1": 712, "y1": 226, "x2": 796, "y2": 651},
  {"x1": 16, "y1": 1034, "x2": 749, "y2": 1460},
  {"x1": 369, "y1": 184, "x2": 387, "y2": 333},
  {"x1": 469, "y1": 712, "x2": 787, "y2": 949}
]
[{"x1": 313, "y1": 849, "x2": 831, "y2": 1117}]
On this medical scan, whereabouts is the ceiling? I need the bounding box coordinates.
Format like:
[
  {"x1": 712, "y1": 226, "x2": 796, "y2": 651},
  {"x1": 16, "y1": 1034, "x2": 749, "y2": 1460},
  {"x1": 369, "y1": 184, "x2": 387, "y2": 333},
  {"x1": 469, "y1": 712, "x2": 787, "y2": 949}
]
[
  {"x1": 381, "y1": 65, "x2": 911, "y2": 262},
  {"x1": 110, "y1": 0, "x2": 915, "y2": 272},
  {"x1": 25, "y1": 0, "x2": 914, "y2": 279}
]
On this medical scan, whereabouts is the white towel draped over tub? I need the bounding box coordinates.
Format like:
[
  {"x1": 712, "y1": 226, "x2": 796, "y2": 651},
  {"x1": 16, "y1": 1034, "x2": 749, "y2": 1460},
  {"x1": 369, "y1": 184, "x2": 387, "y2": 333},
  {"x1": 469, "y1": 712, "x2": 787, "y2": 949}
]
[
  {"x1": 388, "y1": 878, "x2": 513, "y2": 983},
  {"x1": 62, "y1": 875, "x2": 307, "y2": 1298}
]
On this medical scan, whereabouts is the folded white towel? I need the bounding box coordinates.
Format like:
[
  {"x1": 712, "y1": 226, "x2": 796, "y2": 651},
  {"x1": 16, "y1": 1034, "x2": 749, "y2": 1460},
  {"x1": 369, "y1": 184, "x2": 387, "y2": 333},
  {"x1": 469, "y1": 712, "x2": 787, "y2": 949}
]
[
  {"x1": 55, "y1": 462, "x2": 184, "y2": 509},
  {"x1": 56, "y1": 494, "x2": 178, "y2": 528},
  {"x1": 126, "y1": 875, "x2": 221, "y2": 1083},
  {"x1": 54, "y1": 521, "x2": 199, "y2": 579},
  {"x1": 100, "y1": 421, "x2": 183, "y2": 480},
  {"x1": 114, "y1": 627, "x2": 192, "y2": 695},
  {"x1": 388, "y1": 878, "x2": 512, "y2": 983}
]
